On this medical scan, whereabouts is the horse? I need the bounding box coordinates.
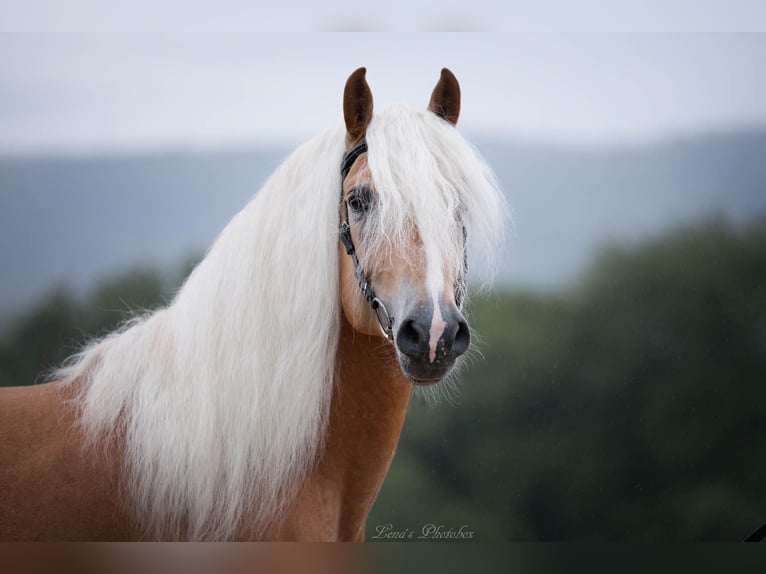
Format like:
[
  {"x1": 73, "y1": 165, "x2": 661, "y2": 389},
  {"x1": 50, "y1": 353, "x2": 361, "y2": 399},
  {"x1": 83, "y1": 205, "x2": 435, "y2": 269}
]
[{"x1": 0, "y1": 67, "x2": 505, "y2": 541}]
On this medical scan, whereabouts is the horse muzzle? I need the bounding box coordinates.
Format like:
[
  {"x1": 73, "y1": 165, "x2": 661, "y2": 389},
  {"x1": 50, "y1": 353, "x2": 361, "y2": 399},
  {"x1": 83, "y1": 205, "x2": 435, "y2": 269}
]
[{"x1": 393, "y1": 303, "x2": 470, "y2": 385}]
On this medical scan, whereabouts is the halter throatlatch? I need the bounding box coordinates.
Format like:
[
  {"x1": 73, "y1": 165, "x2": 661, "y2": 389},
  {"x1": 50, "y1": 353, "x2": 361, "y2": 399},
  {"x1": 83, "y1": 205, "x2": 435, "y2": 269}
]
[{"x1": 339, "y1": 141, "x2": 395, "y2": 340}]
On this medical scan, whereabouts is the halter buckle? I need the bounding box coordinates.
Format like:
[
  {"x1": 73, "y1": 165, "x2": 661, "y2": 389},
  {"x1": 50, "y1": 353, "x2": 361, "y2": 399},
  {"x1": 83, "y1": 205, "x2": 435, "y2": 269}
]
[{"x1": 371, "y1": 297, "x2": 394, "y2": 340}]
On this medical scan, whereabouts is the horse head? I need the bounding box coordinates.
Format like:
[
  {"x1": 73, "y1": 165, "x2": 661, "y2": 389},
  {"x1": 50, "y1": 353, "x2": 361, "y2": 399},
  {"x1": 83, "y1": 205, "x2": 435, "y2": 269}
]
[{"x1": 338, "y1": 67, "x2": 474, "y2": 385}]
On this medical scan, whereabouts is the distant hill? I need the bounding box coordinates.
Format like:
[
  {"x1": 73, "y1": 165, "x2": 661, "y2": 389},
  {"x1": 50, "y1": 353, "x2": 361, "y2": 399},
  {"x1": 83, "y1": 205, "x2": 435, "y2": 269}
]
[
  {"x1": 1, "y1": 130, "x2": 766, "y2": 321},
  {"x1": 478, "y1": 130, "x2": 766, "y2": 288},
  {"x1": 0, "y1": 147, "x2": 288, "y2": 321}
]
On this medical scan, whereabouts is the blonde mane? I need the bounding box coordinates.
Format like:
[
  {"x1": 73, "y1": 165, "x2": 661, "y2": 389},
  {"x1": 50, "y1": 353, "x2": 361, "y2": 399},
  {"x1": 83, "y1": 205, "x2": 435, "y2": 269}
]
[{"x1": 55, "y1": 105, "x2": 505, "y2": 540}]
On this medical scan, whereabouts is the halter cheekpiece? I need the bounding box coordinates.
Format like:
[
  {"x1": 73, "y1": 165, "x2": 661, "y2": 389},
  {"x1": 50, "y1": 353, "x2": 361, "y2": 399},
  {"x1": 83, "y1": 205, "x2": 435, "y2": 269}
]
[{"x1": 339, "y1": 141, "x2": 395, "y2": 340}]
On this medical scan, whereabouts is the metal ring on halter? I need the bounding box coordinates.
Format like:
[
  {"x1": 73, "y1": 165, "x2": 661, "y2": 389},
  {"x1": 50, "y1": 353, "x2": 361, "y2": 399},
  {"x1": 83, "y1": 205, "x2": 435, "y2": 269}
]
[{"x1": 371, "y1": 297, "x2": 394, "y2": 340}]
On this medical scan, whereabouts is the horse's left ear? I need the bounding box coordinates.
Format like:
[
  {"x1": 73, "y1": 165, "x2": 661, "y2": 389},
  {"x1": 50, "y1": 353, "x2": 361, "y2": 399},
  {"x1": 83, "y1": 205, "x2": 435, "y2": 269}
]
[{"x1": 428, "y1": 68, "x2": 461, "y2": 126}]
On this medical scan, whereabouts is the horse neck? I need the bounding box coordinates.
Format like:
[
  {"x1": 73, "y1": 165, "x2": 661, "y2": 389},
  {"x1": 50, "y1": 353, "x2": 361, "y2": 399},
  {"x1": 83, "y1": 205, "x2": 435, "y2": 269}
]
[
  {"x1": 329, "y1": 315, "x2": 413, "y2": 530},
  {"x1": 331, "y1": 314, "x2": 413, "y2": 464},
  {"x1": 276, "y1": 314, "x2": 412, "y2": 540}
]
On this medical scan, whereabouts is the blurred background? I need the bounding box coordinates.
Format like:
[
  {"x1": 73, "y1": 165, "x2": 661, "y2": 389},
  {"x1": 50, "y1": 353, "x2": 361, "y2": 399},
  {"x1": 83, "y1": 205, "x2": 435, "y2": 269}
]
[{"x1": 1, "y1": 33, "x2": 766, "y2": 540}]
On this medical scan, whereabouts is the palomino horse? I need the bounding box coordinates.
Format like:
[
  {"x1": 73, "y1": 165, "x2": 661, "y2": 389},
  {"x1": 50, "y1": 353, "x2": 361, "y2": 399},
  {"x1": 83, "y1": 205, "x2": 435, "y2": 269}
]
[{"x1": 0, "y1": 68, "x2": 505, "y2": 541}]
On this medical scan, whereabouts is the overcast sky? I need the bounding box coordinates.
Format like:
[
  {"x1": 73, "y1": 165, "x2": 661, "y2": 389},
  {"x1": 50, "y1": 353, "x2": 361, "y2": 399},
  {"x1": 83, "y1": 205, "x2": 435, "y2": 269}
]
[
  {"x1": 2, "y1": 33, "x2": 766, "y2": 155},
  {"x1": 3, "y1": 1, "x2": 766, "y2": 32}
]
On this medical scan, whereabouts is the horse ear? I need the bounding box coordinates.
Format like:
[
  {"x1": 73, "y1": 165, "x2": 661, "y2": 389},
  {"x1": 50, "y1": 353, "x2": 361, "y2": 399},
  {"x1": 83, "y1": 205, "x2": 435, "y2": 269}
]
[
  {"x1": 428, "y1": 68, "x2": 461, "y2": 126},
  {"x1": 343, "y1": 67, "x2": 374, "y2": 142}
]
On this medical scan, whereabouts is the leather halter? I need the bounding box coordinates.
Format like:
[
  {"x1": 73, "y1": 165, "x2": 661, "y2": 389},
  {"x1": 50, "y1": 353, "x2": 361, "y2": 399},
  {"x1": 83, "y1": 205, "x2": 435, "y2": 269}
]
[
  {"x1": 339, "y1": 141, "x2": 394, "y2": 340},
  {"x1": 338, "y1": 140, "x2": 468, "y2": 340}
]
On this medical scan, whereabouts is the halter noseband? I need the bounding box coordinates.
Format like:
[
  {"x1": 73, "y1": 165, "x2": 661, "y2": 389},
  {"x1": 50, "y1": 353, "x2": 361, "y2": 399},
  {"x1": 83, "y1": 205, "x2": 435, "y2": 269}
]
[{"x1": 339, "y1": 141, "x2": 394, "y2": 340}]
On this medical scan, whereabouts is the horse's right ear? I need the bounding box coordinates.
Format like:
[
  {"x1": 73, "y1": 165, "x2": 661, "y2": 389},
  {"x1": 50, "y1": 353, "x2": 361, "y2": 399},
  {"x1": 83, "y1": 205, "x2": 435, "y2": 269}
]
[{"x1": 343, "y1": 67, "x2": 374, "y2": 143}]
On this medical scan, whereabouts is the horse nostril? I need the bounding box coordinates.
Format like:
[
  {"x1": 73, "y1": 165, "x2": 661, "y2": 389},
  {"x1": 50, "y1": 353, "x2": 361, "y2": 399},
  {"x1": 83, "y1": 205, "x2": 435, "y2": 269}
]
[
  {"x1": 395, "y1": 309, "x2": 469, "y2": 364},
  {"x1": 396, "y1": 318, "x2": 425, "y2": 358},
  {"x1": 452, "y1": 318, "x2": 471, "y2": 357}
]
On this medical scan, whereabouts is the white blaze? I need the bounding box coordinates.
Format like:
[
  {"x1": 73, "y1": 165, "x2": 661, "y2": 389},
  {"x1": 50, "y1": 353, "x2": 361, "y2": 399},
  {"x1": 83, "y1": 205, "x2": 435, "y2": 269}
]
[{"x1": 425, "y1": 243, "x2": 447, "y2": 363}]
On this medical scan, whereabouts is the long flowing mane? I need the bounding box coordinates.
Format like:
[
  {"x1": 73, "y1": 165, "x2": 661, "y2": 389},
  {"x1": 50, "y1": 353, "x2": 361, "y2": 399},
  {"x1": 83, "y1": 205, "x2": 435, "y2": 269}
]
[{"x1": 55, "y1": 105, "x2": 504, "y2": 540}]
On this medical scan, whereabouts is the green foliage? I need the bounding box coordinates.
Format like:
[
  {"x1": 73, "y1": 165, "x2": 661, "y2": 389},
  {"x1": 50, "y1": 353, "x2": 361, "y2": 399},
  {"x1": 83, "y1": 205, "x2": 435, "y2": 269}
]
[
  {"x1": 2, "y1": 220, "x2": 765, "y2": 540},
  {"x1": 369, "y1": 218, "x2": 766, "y2": 540},
  {"x1": 0, "y1": 266, "x2": 168, "y2": 387}
]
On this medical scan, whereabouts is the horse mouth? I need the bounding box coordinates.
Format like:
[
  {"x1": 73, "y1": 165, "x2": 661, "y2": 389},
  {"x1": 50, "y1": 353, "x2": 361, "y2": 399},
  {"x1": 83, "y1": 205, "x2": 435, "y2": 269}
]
[
  {"x1": 407, "y1": 376, "x2": 445, "y2": 386},
  {"x1": 397, "y1": 354, "x2": 454, "y2": 386}
]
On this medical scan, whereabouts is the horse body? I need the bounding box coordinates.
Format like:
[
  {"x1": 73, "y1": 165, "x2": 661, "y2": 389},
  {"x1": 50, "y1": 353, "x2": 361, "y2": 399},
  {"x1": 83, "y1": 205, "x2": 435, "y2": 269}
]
[
  {"x1": 0, "y1": 68, "x2": 505, "y2": 540},
  {"x1": 0, "y1": 383, "x2": 130, "y2": 540},
  {"x1": 0, "y1": 317, "x2": 408, "y2": 541}
]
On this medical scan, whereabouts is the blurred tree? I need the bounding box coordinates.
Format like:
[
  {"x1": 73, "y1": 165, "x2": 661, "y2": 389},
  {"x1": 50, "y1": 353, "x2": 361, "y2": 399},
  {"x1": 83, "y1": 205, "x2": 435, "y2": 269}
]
[
  {"x1": 0, "y1": 289, "x2": 80, "y2": 387},
  {"x1": 0, "y1": 266, "x2": 168, "y2": 387},
  {"x1": 369, "y1": 218, "x2": 766, "y2": 541},
  {"x1": 2, "y1": 221, "x2": 765, "y2": 540}
]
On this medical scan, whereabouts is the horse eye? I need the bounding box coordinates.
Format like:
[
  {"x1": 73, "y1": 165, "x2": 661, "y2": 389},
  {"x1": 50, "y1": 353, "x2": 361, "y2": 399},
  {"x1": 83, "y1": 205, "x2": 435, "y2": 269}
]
[
  {"x1": 348, "y1": 197, "x2": 363, "y2": 212},
  {"x1": 348, "y1": 188, "x2": 372, "y2": 216}
]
